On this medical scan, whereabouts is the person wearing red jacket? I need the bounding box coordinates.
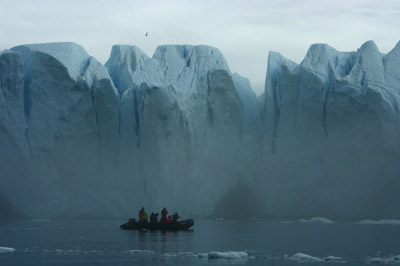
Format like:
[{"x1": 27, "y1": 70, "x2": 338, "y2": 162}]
[{"x1": 161, "y1": 207, "x2": 168, "y2": 223}]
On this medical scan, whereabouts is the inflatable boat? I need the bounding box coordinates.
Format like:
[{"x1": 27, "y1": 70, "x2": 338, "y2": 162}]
[{"x1": 120, "y1": 218, "x2": 194, "y2": 231}]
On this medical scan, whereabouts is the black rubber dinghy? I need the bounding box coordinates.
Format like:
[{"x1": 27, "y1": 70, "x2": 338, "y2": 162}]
[{"x1": 120, "y1": 219, "x2": 194, "y2": 231}]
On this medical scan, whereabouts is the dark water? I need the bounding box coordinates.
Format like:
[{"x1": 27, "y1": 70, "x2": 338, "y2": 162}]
[{"x1": 1, "y1": 219, "x2": 400, "y2": 265}]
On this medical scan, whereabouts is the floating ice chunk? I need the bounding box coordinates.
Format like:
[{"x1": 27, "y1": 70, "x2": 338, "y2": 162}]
[
  {"x1": 288, "y1": 253, "x2": 344, "y2": 262},
  {"x1": 299, "y1": 217, "x2": 335, "y2": 224},
  {"x1": 162, "y1": 253, "x2": 177, "y2": 257},
  {"x1": 0, "y1": 247, "x2": 15, "y2": 253},
  {"x1": 357, "y1": 219, "x2": 400, "y2": 225},
  {"x1": 176, "y1": 251, "x2": 196, "y2": 257},
  {"x1": 207, "y1": 251, "x2": 248, "y2": 259},
  {"x1": 323, "y1": 255, "x2": 343, "y2": 261},
  {"x1": 365, "y1": 256, "x2": 400, "y2": 263},
  {"x1": 290, "y1": 253, "x2": 322, "y2": 261},
  {"x1": 126, "y1": 249, "x2": 155, "y2": 255}
]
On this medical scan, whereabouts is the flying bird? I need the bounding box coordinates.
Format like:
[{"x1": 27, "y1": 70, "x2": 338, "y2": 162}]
[{"x1": 145, "y1": 32, "x2": 148, "y2": 37}]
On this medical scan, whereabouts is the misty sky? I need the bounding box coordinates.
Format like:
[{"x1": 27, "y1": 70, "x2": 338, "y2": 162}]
[{"x1": 1, "y1": 0, "x2": 400, "y2": 95}]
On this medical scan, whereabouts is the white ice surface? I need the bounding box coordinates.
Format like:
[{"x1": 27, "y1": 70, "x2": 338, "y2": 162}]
[
  {"x1": 12, "y1": 42, "x2": 89, "y2": 80},
  {"x1": 0, "y1": 247, "x2": 15, "y2": 253}
]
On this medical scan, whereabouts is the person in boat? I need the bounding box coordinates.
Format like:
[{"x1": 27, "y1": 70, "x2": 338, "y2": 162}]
[
  {"x1": 172, "y1": 212, "x2": 180, "y2": 223},
  {"x1": 161, "y1": 207, "x2": 168, "y2": 223},
  {"x1": 138, "y1": 207, "x2": 148, "y2": 222},
  {"x1": 150, "y1": 212, "x2": 159, "y2": 223},
  {"x1": 142, "y1": 212, "x2": 148, "y2": 223},
  {"x1": 166, "y1": 215, "x2": 173, "y2": 223}
]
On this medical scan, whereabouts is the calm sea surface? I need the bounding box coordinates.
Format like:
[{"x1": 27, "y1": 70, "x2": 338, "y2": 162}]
[{"x1": 1, "y1": 219, "x2": 400, "y2": 265}]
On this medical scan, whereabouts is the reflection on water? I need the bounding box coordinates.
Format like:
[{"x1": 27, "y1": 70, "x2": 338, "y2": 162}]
[{"x1": 135, "y1": 228, "x2": 194, "y2": 254}]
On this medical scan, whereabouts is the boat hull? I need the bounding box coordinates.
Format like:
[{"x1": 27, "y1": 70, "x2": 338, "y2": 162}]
[{"x1": 120, "y1": 219, "x2": 194, "y2": 231}]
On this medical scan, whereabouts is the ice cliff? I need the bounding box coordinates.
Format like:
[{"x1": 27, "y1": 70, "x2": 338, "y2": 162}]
[
  {"x1": 0, "y1": 41, "x2": 399, "y2": 220},
  {"x1": 0, "y1": 43, "x2": 259, "y2": 219},
  {"x1": 259, "y1": 40, "x2": 400, "y2": 218},
  {"x1": 106, "y1": 45, "x2": 259, "y2": 216},
  {"x1": 1, "y1": 43, "x2": 120, "y2": 218}
]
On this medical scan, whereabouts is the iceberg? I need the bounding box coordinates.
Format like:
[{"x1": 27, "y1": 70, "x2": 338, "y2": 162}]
[
  {"x1": 258, "y1": 40, "x2": 400, "y2": 219},
  {"x1": 106, "y1": 44, "x2": 258, "y2": 215},
  {"x1": 1, "y1": 42, "x2": 120, "y2": 218},
  {"x1": 0, "y1": 42, "x2": 259, "y2": 218},
  {"x1": 0, "y1": 40, "x2": 399, "y2": 220}
]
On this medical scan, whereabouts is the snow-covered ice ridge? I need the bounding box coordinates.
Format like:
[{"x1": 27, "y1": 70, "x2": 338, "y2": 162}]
[{"x1": 0, "y1": 41, "x2": 400, "y2": 220}]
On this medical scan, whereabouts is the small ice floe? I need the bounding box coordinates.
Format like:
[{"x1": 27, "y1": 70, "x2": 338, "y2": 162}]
[
  {"x1": 323, "y1": 255, "x2": 343, "y2": 261},
  {"x1": 0, "y1": 247, "x2": 15, "y2": 254},
  {"x1": 366, "y1": 255, "x2": 400, "y2": 263},
  {"x1": 200, "y1": 251, "x2": 248, "y2": 260},
  {"x1": 125, "y1": 249, "x2": 155, "y2": 255},
  {"x1": 299, "y1": 217, "x2": 335, "y2": 224},
  {"x1": 198, "y1": 253, "x2": 208, "y2": 258},
  {"x1": 162, "y1": 253, "x2": 177, "y2": 257},
  {"x1": 287, "y1": 253, "x2": 343, "y2": 262},
  {"x1": 177, "y1": 251, "x2": 197, "y2": 257},
  {"x1": 289, "y1": 253, "x2": 322, "y2": 262},
  {"x1": 357, "y1": 219, "x2": 400, "y2": 225}
]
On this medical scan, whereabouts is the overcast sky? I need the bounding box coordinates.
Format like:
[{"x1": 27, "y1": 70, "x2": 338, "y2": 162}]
[{"x1": 1, "y1": 0, "x2": 400, "y2": 95}]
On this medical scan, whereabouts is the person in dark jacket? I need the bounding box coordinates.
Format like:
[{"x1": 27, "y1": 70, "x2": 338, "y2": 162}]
[
  {"x1": 150, "y1": 212, "x2": 159, "y2": 223},
  {"x1": 172, "y1": 212, "x2": 180, "y2": 223}
]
